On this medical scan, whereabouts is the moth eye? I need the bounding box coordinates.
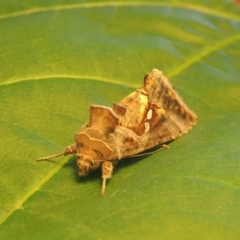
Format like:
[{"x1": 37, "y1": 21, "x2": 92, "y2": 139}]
[
  {"x1": 144, "y1": 122, "x2": 150, "y2": 133},
  {"x1": 146, "y1": 109, "x2": 153, "y2": 120}
]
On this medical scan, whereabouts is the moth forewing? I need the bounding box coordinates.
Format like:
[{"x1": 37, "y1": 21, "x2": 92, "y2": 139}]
[{"x1": 37, "y1": 69, "x2": 197, "y2": 196}]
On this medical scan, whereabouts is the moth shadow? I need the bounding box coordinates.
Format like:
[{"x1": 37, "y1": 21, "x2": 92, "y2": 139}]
[
  {"x1": 62, "y1": 144, "x2": 171, "y2": 184},
  {"x1": 115, "y1": 154, "x2": 148, "y2": 170},
  {"x1": 114, "y1": 145, "x2": 168, "y2": 171}
]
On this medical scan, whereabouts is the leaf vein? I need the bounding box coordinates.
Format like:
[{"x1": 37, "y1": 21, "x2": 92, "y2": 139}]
[
  {"x1": 167, "y1": 32, "x2": 240, "y2": 79},
  {"x1": 0, "y1": 2, "x2": 239, "y2": 21}
]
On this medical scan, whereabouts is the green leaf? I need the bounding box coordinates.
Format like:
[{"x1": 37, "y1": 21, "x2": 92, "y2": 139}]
[{"x1": 1, "y1": 1, "x2": 240, "y2": 239}]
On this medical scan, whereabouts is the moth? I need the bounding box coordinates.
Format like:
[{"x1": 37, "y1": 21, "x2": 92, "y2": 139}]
[{"x1": 37, "y1": 69, "x2": 197, "y2": 196}]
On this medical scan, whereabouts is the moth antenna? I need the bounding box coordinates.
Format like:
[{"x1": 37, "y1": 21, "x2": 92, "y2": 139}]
[
  {"x1": 37, "y1": 152, "x2": 65, "y2": 161},
  {"x1": 127, "y1": 144, "x2": 169, "y2": 158},
  {"x1": 37, "y1": 144, "x2": 77, "y2": 161}
]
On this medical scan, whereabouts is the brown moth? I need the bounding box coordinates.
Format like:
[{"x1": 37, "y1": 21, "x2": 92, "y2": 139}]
[{"x1": 37, "y1": 69, "x2": 197, "y2": 196}]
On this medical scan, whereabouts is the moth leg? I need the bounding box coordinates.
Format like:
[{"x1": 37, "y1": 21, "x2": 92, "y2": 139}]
[
  {"x1": 161, "y1": 144, "x2": 170, "y2": 149},
  {"x1": 101, "y1": 161, "x2": 113, "y2": 197}
]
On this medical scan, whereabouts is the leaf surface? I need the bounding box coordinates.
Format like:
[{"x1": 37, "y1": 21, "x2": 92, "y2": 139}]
[{"x1": 0, "y1": 1, "x2": 240, "y2": 239}]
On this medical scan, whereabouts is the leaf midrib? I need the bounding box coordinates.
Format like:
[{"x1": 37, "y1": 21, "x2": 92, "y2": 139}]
[{"x1": 0, "y1": 155, "x2": 70, "y2": 226}]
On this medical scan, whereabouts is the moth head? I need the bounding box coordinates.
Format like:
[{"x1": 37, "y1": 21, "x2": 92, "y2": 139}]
[{"x1": 76, "y1": 153, "x2": 101, "y2": 176}]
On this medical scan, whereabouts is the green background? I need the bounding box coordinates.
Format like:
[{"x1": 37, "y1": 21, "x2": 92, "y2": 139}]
[{"x1": 0, "y1": 1, "x2": 240, "y2": 239}]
